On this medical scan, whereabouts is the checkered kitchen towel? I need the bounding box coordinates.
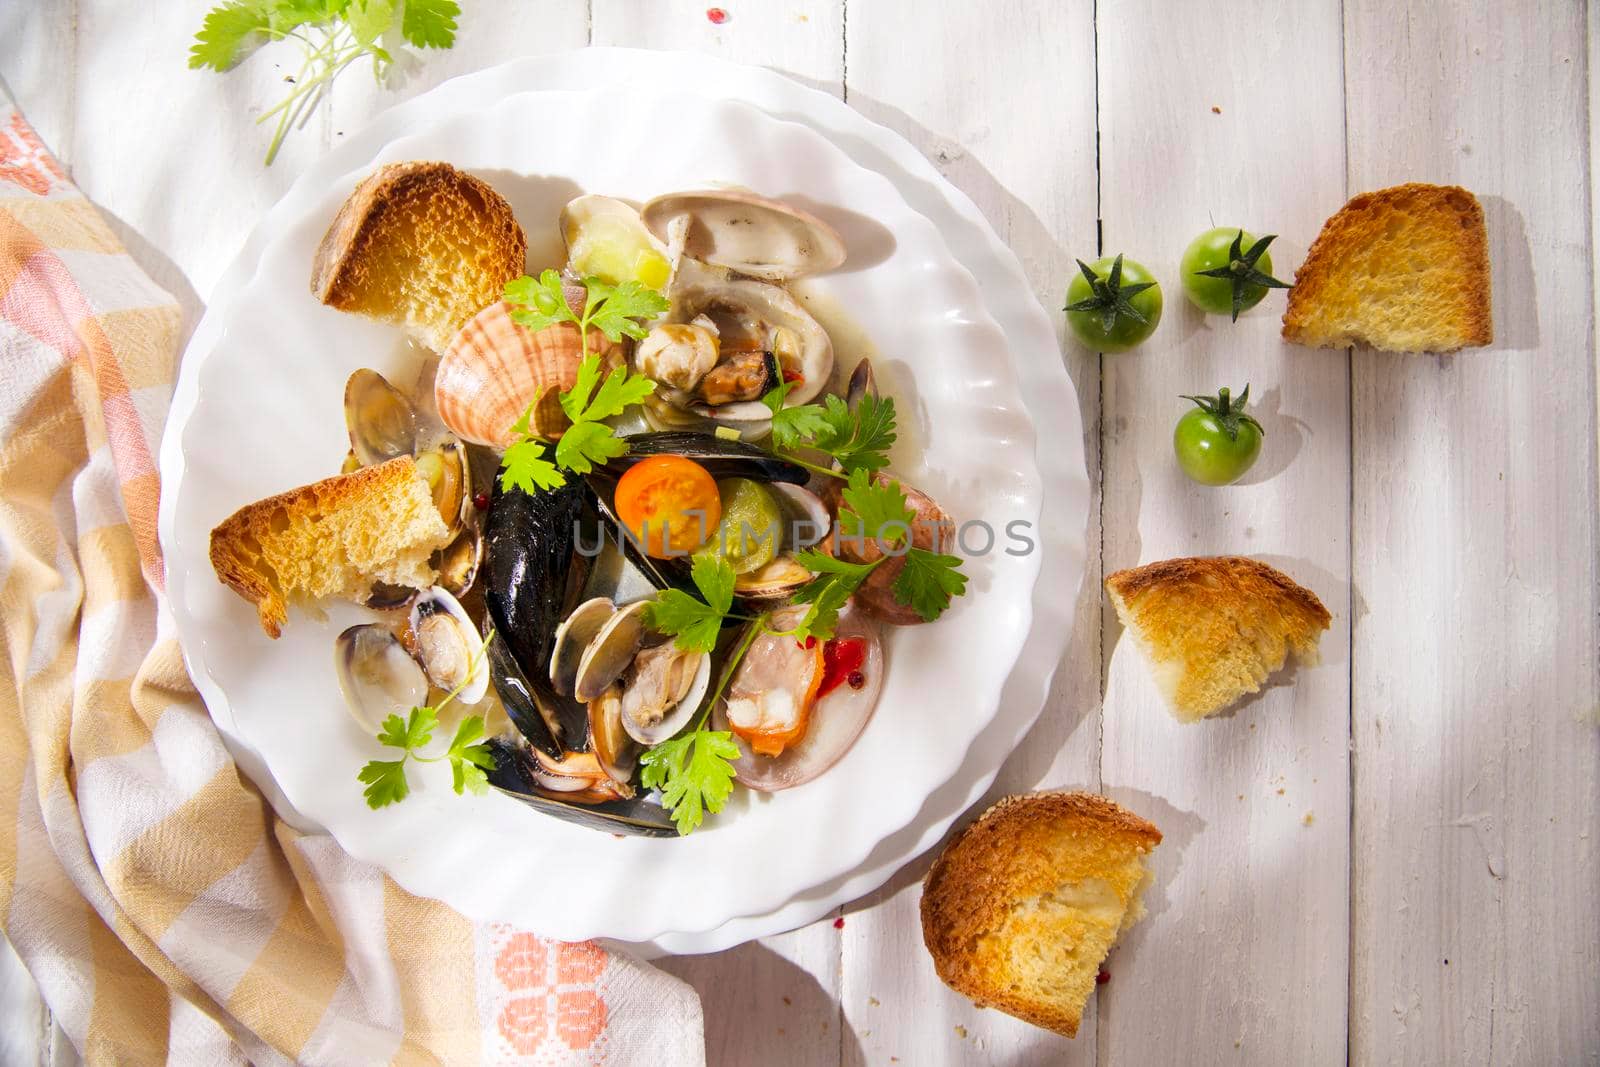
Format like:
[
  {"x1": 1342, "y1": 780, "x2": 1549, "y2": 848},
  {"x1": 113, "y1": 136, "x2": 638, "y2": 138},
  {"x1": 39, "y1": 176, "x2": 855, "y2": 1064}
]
[{"x1": 0, "y1": 91, "x2": 704, "y2": 1065}]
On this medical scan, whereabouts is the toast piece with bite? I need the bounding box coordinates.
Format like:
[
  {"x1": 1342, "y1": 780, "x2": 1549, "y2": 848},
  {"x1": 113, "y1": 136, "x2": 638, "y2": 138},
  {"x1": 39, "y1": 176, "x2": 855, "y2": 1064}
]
[
  {"x1": 1282, "y1": 182, "x2": 1492, "y2": 353},
  {"x1": 1106, "y1": 556, "x2": 1331, "y2": 721},
  {"x1": 209, "y1": 456, "x2": 451, "y2": 638},
  {"x1": 921, "y1": 791, "x2": 1162, "y2": 1038},
  {"x1": 311, "y1": 161, "x2": 527, "y2": 352}
]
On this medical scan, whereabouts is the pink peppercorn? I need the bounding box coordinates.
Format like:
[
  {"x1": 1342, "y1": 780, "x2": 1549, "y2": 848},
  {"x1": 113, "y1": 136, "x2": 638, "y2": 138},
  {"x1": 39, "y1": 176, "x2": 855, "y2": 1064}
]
[{"x1": 707, "y1": 7, "x2": 729, "y2": 24}]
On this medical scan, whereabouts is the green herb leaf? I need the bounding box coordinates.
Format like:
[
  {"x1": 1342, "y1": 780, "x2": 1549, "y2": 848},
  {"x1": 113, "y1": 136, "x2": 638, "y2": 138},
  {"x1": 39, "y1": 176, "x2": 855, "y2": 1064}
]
[
  {"x1": 553, "y1": 420, "x2": 630, "y2": 476},
  {"x1": 377, "y1": 705, "x2": 438, "y2": 752},
  {"x1": 445, "y1": 715, "x2": 496, "y2": 796},
  {"x1": 358, "y1": 759, "x2": 411, "y2": 808},
  {"x1": 559, "y1": 352, "x2": 603, "y2": 422},
  {"x1": 586, "y1": 280, "x2": 670, "y2": 343},
  {"x1": 788, "y1": 549, "x2": 881, "y2": 640},
  {"x1": 762, "y1": 381, "x2": 832, "y2": 452},
  {"x1": 505, "y1": 270, "x2": 579, "y2": 333},
  {"x1": 638, "y1": 729, "x2": 741, "y2": 835},
  {"x1": 400, "y1": 0, "x2": 461, "y2": 48},
  {"x1": 189, "y1": 2, "x2": 273, "y2": 71},
  {"x1": 837, "y1": 469, "x2": 916, "y2": 548},
  {"x1": 643, "y1": 555, "x2": 737, "y2": 652},
  {"x1": 575, "y1": 360, "x2": 658, "y2": 423},
  {"x1": 344, "y1": 0, "x2": 396, "y2": 46},
  {"x1": 891, "y1": 548, "x2": 968, "y2": 622},
  {"x1": 499, "y1": 438, "x2": 565, "y2": 495}
]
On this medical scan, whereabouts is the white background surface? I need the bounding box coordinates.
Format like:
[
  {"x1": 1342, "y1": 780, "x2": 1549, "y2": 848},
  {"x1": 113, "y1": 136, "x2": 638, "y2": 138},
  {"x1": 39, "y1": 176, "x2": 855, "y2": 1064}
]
[{"x1": 3, "y1": 2, "x2": 1598, "y2": 1064}]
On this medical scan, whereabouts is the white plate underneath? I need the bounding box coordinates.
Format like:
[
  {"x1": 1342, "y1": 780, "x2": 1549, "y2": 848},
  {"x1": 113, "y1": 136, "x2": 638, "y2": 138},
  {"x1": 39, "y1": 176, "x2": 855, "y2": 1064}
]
[{"x1": 160, "y1": 82, "x2": 1047, "y2": 944}]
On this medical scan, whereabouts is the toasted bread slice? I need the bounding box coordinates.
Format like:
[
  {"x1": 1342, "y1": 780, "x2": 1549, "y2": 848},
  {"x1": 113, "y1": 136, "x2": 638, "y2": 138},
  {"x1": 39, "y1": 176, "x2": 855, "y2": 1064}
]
[
  {"x1": 1282, "y1": 182, "x2": 1492, "y2": 353},
  {"x1": 1106, "y1": 556, "x2": 1331, "y2": 721},
  {"x1": 921, "y1": 791, "x2": 1161, "y2": 1038},
  {"x1": 209, "y1": 456, "x2": 451, "y2": 638},
  {"x1": 312, "y1": 161, "x2": 527, "y2": 352}
]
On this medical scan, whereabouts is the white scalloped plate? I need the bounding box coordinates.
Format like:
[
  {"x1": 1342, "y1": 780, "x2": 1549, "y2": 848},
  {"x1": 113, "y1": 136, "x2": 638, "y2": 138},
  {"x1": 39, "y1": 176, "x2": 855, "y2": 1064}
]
[{"x1": 161, "y1": 85, "x2": 1042, "y2": 943}]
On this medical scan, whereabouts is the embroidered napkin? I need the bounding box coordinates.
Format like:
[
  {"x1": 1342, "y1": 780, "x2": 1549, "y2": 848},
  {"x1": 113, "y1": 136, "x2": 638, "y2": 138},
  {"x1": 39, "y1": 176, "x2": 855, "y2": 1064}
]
[{"x1": 0, "y1": 89, "x2": 704, "y2": 1066}]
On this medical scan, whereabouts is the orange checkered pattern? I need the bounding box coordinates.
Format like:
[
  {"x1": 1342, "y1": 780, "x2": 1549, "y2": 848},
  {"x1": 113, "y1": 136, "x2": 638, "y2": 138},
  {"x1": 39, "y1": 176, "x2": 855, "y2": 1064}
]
[{"x1": 0, "y1": 93, "x2": 703, "y2": 1065}]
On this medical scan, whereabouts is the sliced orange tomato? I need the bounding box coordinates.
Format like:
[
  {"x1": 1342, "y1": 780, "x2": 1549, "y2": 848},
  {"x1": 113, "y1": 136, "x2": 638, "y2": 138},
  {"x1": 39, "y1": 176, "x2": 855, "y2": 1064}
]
[{"x1": 614, "y1": 455, "x2": 721, "y2": 558}]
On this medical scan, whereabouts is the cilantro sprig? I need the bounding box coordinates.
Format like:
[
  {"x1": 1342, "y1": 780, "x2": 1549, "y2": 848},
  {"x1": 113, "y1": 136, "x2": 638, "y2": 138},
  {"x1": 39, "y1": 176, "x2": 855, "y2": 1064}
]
[
  {"x1": 357, "y1": 629, "x2": 495, "y2": 809},
  {"x1": 497, "y1": 273, "x2": 665, "y2": 496},
  {"x1": 189, "y1": 0, "x2": 461, "y2": 165}
]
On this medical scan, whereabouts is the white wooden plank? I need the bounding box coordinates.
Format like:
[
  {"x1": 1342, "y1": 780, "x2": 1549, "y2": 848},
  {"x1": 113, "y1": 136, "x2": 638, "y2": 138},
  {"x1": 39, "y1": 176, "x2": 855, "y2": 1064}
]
[
  {"x1": 839, "y1": 2, "x2": 1101, "y2": 1064},
  {"x1": 587, "y1": 9, "x2": 847, "y2": 1065},
  {"x1": 592, "y1": 1, "x2": 844, "y2": 97},
  {"x1": 1343, "y1": 3, "x2": 1600, "y2": 1062},
  {"x1": 0, "y1": 0, "x2": 77, "y2": 171},
  {"x1": 1096, "y1": 2, "x2": 1351, "y2": 1063}
]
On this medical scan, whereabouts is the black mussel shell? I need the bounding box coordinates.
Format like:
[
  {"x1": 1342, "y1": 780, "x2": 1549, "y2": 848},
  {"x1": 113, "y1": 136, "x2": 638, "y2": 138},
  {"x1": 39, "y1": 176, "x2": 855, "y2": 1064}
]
[
  {"x1": 484, "y1": 737, "x2": 679, "y2": 838},
  {"x1": 594, "y1": 432, "x2": 810, "y2": 485},
  {"x1": 484, "y1": 478, "x2": 591, "y2": 690},
  {"x1": 484, "y1": 629, "x2": 578, "y2": 760}
]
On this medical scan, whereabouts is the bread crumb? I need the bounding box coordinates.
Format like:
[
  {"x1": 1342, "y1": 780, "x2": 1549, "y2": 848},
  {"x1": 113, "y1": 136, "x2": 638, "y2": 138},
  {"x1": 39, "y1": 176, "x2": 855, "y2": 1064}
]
[
  {"x1": 868, "y1": 996, "x2": 880, "y2": 1007},
  {"x1": 782, "y1": 996, "x2": 791, "y2": 1006},
  {"x1": 1276, "y1": 788, "x2": 1285, "y2": 795},
  {"x1": 955, "y1": 1025, "x2": 968, "y2": 1039},
  {"x1": 1212, "y1": 106, "x2": 1222, "y2": 114},
  {"x1": 1302, "y1": 811, "x2": 1315, "y2": 826}
]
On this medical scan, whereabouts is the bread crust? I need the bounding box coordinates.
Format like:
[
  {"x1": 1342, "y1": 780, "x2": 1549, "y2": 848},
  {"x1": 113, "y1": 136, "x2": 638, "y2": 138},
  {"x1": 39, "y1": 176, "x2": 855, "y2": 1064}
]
[
  {"x1": 311, "y1": 161, "x2": 527, "y2": 348},
  {"x1": 920, "y1": 791, "x2": 1162, "y2": 1037},
  {"x1": 1282, "y1": 182, "x2": 1492, "y2": 352},
  {"x1": 209, "y1": 456, "x2": 436, "y2": 638},
  {"x1": 1105, "y1": 555, "x2": 1330, "y2": 628}
]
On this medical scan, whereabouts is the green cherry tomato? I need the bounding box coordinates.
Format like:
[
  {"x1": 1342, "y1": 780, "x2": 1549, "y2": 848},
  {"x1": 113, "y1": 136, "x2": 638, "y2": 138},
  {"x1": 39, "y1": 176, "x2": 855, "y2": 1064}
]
[
  {"x1": 1064, "y1": 254, "x2": 1163, "y2": 353},
  {"x1": 1179, "y1": 228, "x2": 1292, "y2": 320},
  {"x1": 1174, "y1": 385, "x2": 1265, "y2": 485}
]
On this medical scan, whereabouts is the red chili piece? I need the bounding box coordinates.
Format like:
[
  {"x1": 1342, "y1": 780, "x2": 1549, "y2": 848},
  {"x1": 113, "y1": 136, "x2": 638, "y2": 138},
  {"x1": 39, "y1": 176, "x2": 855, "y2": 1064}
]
[
  {"x1": 781, "y1": 369, "x2": 805, "y2": 384},
  {"x1": 817, "y1": 637, "x2": 868, "y2": 699},
  {"x1": 707, "y1": 7, "x2": 729, "y2": 24},
  {"x1": 833, "y1": 916, "x2": 845, "y2": 929},
  {"x1": 1096, "y1": 968, "x2": 1111, "y2": 985},
  {"x1": 473, "y1": 492, "x2": 491, "y2": 511}
]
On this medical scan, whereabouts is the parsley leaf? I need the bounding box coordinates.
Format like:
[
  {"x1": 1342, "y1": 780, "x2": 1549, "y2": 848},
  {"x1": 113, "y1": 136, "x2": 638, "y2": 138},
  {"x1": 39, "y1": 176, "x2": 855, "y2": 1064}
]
[
  {"x1": 553, "y1": 419, "x2": 631, "y2": 476},
  {"x1": 567, "y1": 358, "x2": 658, "y2": 424},
  {"x1": 345, "y1": 0, "x2": 396, "y2": 48},
  {"x1": 378, "y1": 705, "x2": 438, "y2": 751},
  {"x1": 358, "y1": 759, "x2": 410, "y2": 808},
  {"x1": 638, "y1": 729, "x2": 741, "y2": 835},
  {"x1": 400, "y1": 0, "x2": 461, "y2": 48},
  {"x1": 643, "y1": 555, "x2": 737, "y2": 652},
  {"x1": 499, "y1": 438, "x2": 564, "y2": 495},
  {"x1": 445, "y1": 715, "x2": 495, "y2": 796},
  {"x1": 189, "y1": 2, "x2": 272, "y2": 71},
  {"x1": 759, "y1": 386, "x2": 897, "y2": 475},
  {"x1": 586, "y1": 279, "x2": 670, "y2": 343},
  {"x1": 762, "y1": 381, "x2": 832, "y2": 452},
  {"x1": 836, "y1": 469, "x2": 916, "y2": 549},
  {"x1": 788, "y1": 549, "x2": 881, "y2": 641},
  {"x1": 506, "y1": 270, "x2": 579, "y2": 333},
  {"x1": 892, "y1": 548, "x2": 969, "y2": 622}
]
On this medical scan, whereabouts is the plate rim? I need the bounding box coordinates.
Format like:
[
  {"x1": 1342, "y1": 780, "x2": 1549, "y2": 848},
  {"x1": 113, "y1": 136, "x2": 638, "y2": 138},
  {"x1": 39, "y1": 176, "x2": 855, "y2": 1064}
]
[{"x1": 159, "y1": 77, "x2": 1049, "y2": 943}]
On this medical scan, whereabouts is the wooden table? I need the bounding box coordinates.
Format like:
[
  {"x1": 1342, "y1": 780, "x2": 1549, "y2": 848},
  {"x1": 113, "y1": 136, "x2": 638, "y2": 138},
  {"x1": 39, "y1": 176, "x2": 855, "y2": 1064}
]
[{"x1": 4, "y1": 2, "x2": 1597, "y2": 1063}]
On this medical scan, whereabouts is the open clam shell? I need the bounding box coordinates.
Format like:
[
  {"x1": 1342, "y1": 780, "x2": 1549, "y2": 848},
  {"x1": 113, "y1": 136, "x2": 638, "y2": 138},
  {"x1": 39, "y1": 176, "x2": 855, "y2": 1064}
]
[
  {"x1": 434, "y1": 302, "x2": 624, "y2": 449},
  {"x1": 572, "y1": 600, "x2": 648, "y2": 703},
  {"x1": 549, "y1": 597, "x2": 616, "y2": 697},
  {"x1": 642, "y1": 189, "x2": 846, "y2": 282},
  {"x1": 620, "y1": 642, "x2": 711, "y2": 745},
  {"x1": 345, "y1": 368, "x2": 418, "y2": 466},
  {"x1": 335, "y1": 624, "x2": 429, "y2": 733},
  {"x1": 407, "y1": 587, "x2": 489, "y2": 704},
  {"x1": 732, "y1": 483, "x2": 833, "y2": 602}
]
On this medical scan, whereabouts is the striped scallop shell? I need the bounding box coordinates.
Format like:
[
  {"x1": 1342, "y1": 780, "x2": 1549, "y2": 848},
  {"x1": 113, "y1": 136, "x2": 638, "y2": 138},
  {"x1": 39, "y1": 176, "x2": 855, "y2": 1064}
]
[{"x1": 434, "y1": 301, "x2": 623, "y2": 449}]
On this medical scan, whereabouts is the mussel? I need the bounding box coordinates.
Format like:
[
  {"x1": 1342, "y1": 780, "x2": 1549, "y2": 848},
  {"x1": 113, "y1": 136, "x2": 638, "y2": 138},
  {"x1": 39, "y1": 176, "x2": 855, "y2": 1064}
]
[{"x1": 483, "y1": 737, "x2": 678, "y2": 837}]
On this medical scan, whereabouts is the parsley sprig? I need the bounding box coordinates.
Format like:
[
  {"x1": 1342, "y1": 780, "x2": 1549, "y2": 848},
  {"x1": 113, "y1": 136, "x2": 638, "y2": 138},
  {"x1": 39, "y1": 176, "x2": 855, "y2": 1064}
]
[
  {"x1": 497, "y1": 273, "x2": 666, "y2": 495},
  {"x1": 643, "y1": 555, "x2": 741, "y2": 653},
  {"x1": 189, "y1": 0, "x2": 461, "y2": 165},
  {"x1": 762, "y1": 381, "x2": 897, "y2": 477},
  {"x1": 357, "y1": 629, "x2": 495, "y2": 808}
]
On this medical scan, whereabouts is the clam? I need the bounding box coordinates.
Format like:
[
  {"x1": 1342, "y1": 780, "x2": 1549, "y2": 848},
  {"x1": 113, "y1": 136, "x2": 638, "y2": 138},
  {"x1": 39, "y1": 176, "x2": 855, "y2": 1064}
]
[
  {"x1": 636, "y1": 319, "x2": 721, "y2": 391},
  {"x1": 619, "y1": 642, "x2": 711, "y2": 744},
  {"x1": 335, "y1": 624, "x2": 429, "y2": 732},
  {"x1": 560, "y1": 194, "x2": 673, "y2": 291},
  {"x1": 846, "y1": 357, "x2": 877, "y2": 410},
  {"x1": 406, "y1": 587, "x2": 489, "y2": 703},
  {"x1": 713, "y1": 603, "x2": 885, "y2": 792},
  {"x1": 572, "y1": 600, "x2": 648, "y2": 702},
  {"x1": 434, "y1": 301, "x2": 624, "y2": 449},
  {"x1": 345, "y1": 368, "x2": 417, "y2": 466},
  {"x1": 641, "y1": 189, "x2": 846, "y2": 283},
  {"x1": 587, "y1": 684, "x2": 639, "y2": 783},
  {"x1": 414, "y1": 437, "x2": 470, "y2": 530},
  {"x1": 666, "y1": 259, "x2": 833, "y2": 406},
  {"x1": 549, "y1": 597, "x2": 616, "y2": 696},
  {"x1": 483, "y1": 738, "x2": 674, "y2": 835}
]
